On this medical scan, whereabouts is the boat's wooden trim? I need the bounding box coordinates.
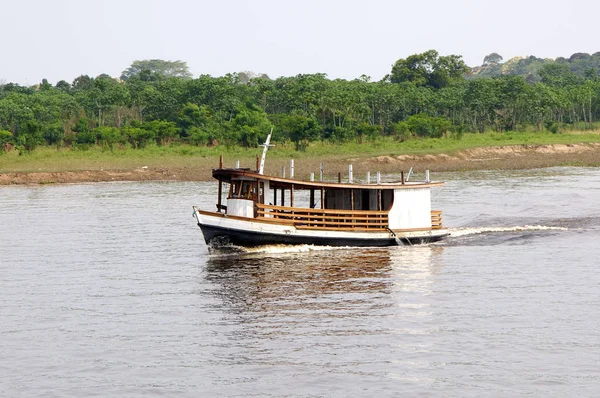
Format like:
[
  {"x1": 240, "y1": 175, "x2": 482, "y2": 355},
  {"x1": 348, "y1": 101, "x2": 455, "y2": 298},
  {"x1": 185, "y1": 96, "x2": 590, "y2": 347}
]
[
  {"x1": 295, "y1": 225, "x2": 388, "y2": 232},
  {"x1": 391, "y1": 227, "x2": 439, "y2": 232},
  {"x1": 257, "y1": 203, "x2": 388, "y2": 216},
  {"x1": 431, "y1": 210, "x2": 443, "y2": 229},
  {"x1": 240, "y1": 216, "x2": 295, "y2": 225},
  {"x1": 213, "y1": 168, "x2": 444, "y2": 190},
  {"x1": 256, "y1": 203, "x2": 389, "y2": 230},
  {"x1": 196, "y1": 207, "x2": 443, "y2": 231},
  {"x1": 195, "y1": 208, "x2": 296, "y2": 225},
  {"x1": 256, "y1": 213, "x2": 386, "y2": 222},
  {"x1": 195, "y1": 209, "x2": 226, "y2": 218}
]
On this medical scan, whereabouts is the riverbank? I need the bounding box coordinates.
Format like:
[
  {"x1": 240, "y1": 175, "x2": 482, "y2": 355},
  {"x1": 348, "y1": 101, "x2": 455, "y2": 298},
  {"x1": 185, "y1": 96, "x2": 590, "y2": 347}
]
[{"x1": 1, "y1": 142, "x2": 599, "y2": 185}]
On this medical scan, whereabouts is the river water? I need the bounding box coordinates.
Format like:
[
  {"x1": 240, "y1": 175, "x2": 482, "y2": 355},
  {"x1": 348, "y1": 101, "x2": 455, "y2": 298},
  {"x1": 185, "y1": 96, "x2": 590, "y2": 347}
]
[{"x1": 1, "y1": 167, "x2": 599, "y2": 397}]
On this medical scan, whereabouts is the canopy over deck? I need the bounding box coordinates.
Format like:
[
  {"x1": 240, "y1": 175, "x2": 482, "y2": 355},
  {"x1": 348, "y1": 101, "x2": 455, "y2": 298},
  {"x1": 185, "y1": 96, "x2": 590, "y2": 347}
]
[{"x1": 212, "y1": 168, "x2": 444, "y2": 191}]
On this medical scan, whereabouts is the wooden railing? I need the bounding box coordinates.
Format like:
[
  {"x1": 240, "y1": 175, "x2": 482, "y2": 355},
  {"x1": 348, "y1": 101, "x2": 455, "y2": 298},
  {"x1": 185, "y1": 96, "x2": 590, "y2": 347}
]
[
  {"x1": 254, "y1": 204, "x2": 443, "y2": 231},
  {"x1": 431, "y1": 210, "x2": 443, "y2": 229},
  {"x1": 256, "y1": 203, "x2": 388, "y2": 231}
]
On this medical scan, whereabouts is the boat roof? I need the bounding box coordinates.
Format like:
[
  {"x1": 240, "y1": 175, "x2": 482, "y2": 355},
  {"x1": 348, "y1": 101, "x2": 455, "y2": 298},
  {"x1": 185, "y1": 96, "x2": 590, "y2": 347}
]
[{"x1": 212, "y1": 168, "x2": 444, "y2": 190}]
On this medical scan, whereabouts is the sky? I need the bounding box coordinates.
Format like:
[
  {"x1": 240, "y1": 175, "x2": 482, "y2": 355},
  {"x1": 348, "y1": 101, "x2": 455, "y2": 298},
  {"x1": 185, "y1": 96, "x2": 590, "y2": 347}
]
[{"x1": 1, "y1": 0, "x2": 598, "y2": 85}]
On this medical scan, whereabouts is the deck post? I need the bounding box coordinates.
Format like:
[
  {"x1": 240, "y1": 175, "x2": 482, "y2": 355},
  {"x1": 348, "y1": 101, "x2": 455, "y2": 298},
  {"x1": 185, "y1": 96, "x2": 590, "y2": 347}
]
[
  {"x1": 320, "y1": 187, "x2": 324, "y2": 209},
  {"x1": 290, "y1": 159, "x2": 294, "y2": 179},
  {"x1": 349, "y1": 164, "x2": 353, "y2": 183},
  {"x1": 217, "y1": 156, "x2": 223, "y2": 212},
  {"x1": 256, "y1": 155, "x2": 260, "y2": 171},
  {"x1": 310, "y1": 189, "x2": 315, "y2": 208},
  {"x1": 235, "y1": 160, "x2": 239, "y2": 169},
  {"x1": 273, "y1": 188, "x2": 277, "y2": 206},
  {"x1": 291, "y1": 184, "x2": 294, "y2": 207},
  {"x1": 217, "y1": 180, "x2": 222, "y2": 212},
  {"x1": 401, "y1": 171, "x2": 405, "y2": 184},
  {"x1": 320, "y1": 163, "x2": 323, "y2": 181},
  {"x1": 281, "y1": 189, "x2": 285, "y2": 207},
  {"x1": 338, "y1": 173, "x2": 341, "y2": 183},
  {"x1": 377, "y1": 171, "x2": 381, "y2": 184},
  {"x1": 367, "y1": 171, "x2": 371, "y2": 184}
]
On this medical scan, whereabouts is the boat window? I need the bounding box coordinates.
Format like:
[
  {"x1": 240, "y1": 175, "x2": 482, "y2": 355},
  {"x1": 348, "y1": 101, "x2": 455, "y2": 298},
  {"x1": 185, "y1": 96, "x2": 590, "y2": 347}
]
[
  {"x1": 259, "y1": 182, "x2": 264, "y2": 204},
  {"x1": 229, "y1": 181, "x2": 257, "y2": 200}
]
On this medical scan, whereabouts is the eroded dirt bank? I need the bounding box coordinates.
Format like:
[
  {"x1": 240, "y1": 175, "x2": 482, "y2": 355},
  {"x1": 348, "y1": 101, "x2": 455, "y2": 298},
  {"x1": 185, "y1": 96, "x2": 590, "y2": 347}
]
[
  {"x1": 360, "y1": 143, "x2": 600, "y2": 172},
  {"x1": 1, "y1": 143, "x2": 599, "y2": 185}
]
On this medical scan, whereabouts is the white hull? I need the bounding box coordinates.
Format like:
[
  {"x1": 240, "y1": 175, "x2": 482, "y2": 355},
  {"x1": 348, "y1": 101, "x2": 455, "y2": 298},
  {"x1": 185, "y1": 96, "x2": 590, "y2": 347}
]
[{"x1": 194, "y1": 207, "x2": 449, "y2": 247}]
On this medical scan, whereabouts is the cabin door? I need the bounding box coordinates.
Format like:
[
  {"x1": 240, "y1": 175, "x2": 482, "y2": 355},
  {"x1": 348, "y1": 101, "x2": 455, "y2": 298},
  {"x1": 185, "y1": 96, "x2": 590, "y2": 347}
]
[{"x1": 361, "y1": 190, "x2": 370, "y2": 210}]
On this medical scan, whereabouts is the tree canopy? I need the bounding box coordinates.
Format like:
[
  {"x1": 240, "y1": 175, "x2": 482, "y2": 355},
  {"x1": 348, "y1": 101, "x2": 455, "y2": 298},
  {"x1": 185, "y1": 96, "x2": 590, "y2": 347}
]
[
  {"x1": 2, "y1": 51, "x2": 600, "y2": 155},
  {"x1": 390, "y1": 50, "x2": 470, "y2": 89},
  {"x1": 483, "y1": 53, "x2": 503, "y2": 65},
  {"x1": 120, "y1": 59, "x2": 193, "y2": 81}
]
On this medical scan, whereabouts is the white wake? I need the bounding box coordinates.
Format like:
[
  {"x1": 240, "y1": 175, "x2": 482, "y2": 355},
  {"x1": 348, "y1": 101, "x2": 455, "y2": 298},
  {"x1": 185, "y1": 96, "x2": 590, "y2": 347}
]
[
  {"x1": 208, "y1": 243, "x2": 357, "y2": 256},
  {"x1": 242, "y1": 244, "x2": 355, "y2": 254},
  {"x1": 448, "y1": 225, "x2": 568, "y2": 237}
]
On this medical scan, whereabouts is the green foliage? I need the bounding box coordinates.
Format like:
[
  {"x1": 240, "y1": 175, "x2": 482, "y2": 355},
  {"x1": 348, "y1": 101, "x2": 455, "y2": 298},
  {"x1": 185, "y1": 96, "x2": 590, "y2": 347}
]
[
  {"x1": 390, "y1": 50, "x2": 470, "y2": 89},
  {"x1": 72, "y1": 75, "x2": 94, "y2": 91},
  {"x1": 331, "y1": 126, "x2": 355, "y2": 143},
  {"x1": 17, "y1": 121, "x2": 43, "y2": 152},
  {"x1": 42, "y1": 124, "x2": 64, "y2": 148},
  {"x1": 0, "y1": 129, "x2": 13, "y2": 153},
  {"x1": 405, "y1": 113, "x2": 451, "y2": 138},
  {"x1": 187, "y1": 126, "x2": 210, "y2": 146},
  {"x1": 94, "y1": 126, "x2": 122, "y2": 150},
  {"x1": 4, "y1": 50, "x2": 600, "y2": 157},
  {"x1": 450, "y1": 124, "x2": 466, "y2": 140},
  {"x1": 538, "y1": 63, "x2": 580, "y2": 87},
  {"x1": 544, "y1": 121, "x2": 563, "y2": 134},
  {"x1": 75, "y1": 130, "x2": 96, "y2": 145},
  {"x1": 278, "y1": 113, "x2": 320, "y2": 150},
  {"x1": 143, "y1": 120, "x2": 178, "y2": 146},
  {"x1": 483, "y1": 53, "x2": 503, "y2": 65},
  {"x1": 391, "y1": 121, "x2": 411, "y2": 142},
  {"x1": 471, "y1": 52, "x2": 600, "y2": 83},
  {"x1": 123, "y1": 125, "x2": 155, "y2": 149},
  {"x1": 355, "y1": 122, "x2": 380, "y2": 143},
  {"x1": 229, "y1": 106, "x2": 273, "y2": 148},
  {"x1": 121, "y1": 59, "x2": 192, "y2": 81}
]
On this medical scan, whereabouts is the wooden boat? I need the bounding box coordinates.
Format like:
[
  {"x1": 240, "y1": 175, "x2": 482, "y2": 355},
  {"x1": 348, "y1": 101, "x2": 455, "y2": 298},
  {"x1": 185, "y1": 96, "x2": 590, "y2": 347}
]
[{"x1": 193, "y1": 133, "x2": 449, "y2": 248}]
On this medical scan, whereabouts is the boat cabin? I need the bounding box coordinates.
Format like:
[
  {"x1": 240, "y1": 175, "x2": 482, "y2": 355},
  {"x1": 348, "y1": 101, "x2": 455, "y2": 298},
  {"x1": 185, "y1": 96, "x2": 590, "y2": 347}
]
[{"x1": 212, "y1": 165, "x2": 443, "y2": 233}]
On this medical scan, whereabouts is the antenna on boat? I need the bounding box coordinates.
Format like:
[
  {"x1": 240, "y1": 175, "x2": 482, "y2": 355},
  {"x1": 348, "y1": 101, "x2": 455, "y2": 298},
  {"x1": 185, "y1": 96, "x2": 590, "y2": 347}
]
[{"x1": 258, "y1": 128, "x2": 274, "y2": 175}]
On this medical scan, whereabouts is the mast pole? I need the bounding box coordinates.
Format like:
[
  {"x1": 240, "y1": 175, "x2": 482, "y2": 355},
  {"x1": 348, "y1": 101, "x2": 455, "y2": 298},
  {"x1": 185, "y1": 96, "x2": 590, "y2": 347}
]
[{"x1": 258, "y1": 128, "x2": 273, "y2": 175}]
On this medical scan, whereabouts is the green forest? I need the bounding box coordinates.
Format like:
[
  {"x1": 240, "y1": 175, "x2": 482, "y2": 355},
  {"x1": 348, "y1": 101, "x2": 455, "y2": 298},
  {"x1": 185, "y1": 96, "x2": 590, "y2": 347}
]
[{"x1": 2, "y1": 51, "x2": 600, "y2": 154}]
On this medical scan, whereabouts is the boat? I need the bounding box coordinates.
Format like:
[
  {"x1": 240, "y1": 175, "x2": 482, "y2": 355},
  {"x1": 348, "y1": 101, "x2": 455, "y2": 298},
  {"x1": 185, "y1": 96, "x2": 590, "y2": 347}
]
[{"x1": 193, "y1": 132, "x2": 449, "y2": 248}]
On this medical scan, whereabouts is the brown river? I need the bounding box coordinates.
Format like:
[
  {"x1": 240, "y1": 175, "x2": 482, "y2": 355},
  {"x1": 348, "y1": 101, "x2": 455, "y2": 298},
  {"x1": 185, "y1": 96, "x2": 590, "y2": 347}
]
[{"x1": 1, "y1": 167, "x2": 599, "y2": 397}]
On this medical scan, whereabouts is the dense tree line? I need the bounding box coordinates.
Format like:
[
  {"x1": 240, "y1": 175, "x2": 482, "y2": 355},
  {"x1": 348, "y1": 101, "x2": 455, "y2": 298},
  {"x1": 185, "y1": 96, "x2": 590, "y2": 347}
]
[
  {"x1": 472, "y1": 51, "x2": 600, "y2": 81},
  {"x1": 1, "y1": 51, "x2": 600, "y2": 153}
]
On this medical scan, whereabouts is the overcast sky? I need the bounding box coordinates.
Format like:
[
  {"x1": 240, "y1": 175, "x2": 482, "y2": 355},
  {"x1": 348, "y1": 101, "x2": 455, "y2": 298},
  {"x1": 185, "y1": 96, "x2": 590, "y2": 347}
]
[{"x1": 1, "y1": 0, "x2": 598, "y2": 85}]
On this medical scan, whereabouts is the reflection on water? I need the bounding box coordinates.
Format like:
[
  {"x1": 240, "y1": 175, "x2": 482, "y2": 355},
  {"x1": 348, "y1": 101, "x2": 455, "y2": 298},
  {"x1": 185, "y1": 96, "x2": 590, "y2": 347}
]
[
  {"x1": 205, "y1": 246, "x2": 444, "y2": 320},
  {"x1": 200, "y1": 246, "x2": 448, "y2": 395}
]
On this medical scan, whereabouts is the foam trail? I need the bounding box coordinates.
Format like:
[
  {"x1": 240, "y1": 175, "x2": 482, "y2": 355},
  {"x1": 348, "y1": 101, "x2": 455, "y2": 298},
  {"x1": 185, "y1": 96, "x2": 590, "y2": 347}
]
[
  {"x1": 208, "y1": 226, "x2": 568, "y2": 255},
  {"x1": 449, "y1": 225, "x2": 568, "y2": 237},
  {"x1": 243, "y1": 244, "x2": 355, "y2": 254},
  {"x1": 208, "y1": 243, "x2": 357, "y2": 256}
]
